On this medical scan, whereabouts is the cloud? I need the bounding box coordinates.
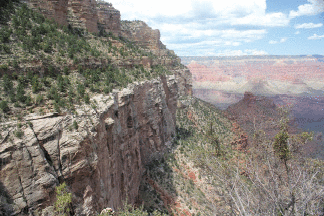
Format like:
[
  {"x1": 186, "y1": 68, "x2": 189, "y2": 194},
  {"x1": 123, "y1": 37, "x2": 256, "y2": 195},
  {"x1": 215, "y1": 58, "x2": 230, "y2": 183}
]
[
  {"x1": 215, "y1": 49, "x2": 268, "y2": 56},
  {"x1": 289, "y1": 0, "x2": 324, "y2": 18},
  {"x1": 295, "y1": 31, "x2": 300, "y2": 35},
  {"x1": 105, "y1": 0, "x2": 292, "y2": 55},
  {"x1": 280, "y1": 38, "x2": 287, "y2": 43},
  {"x1": 109, "y1": 0, "x2": 290, "y2": 27},
  {"x1": 308, "y1": 34, "x2": 324, "y2": 40},
  {"x1": 295, "y1": 23, "x2": 323, "y2": 29},
  {"x1": 269, "y1": 38, "x2": 287, "y2": 44}
]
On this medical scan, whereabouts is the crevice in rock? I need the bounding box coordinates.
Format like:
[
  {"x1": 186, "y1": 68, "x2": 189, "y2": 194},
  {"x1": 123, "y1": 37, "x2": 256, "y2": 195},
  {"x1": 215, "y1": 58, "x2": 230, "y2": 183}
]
[
  {"x1": 28, "y1": 124, "x2": 61, "y2": 182},
  {"x1": 15, "y1": 162, "x2": 28, "y2": 214},
  {"x1": 21, "y1": 143, "x2": 35, "y2": 182},
  {"x1": 0, "y1": 129, "x2": 12, "y2": 145},
  {"x1": 160, "y1": 75, "x2": 171, "y2": 108},
  {"x1": 56, "y1": 129, "x2": 64, "y2": 183}
]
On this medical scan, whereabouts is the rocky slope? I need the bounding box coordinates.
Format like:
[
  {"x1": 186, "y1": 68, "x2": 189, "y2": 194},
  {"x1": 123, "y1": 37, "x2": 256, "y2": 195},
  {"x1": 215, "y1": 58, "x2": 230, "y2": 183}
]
[{"x1": 0, "y1": 71, "x2": 191, "y2": 215}]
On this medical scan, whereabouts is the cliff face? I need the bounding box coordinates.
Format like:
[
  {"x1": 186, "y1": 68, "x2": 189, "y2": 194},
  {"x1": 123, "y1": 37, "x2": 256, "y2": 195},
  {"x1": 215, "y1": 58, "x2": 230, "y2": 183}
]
[
  {"x1": 26, "y1": 0, "x2": 172, "y2": 54},
  {"x1": 27, "y1": 0, "x2": 69, "y2": 26},
  {"x1": 97, "y1": 1, "x2": 121, "y2": 36},
  {"x1": 0, "y1": 71, "x2": 192, "y2": 215},
  {"x1": 121, "y1": 21, "x2": 163, "y2": 51},
  {"x1": 67, "y1": 0, "x2": 99, "y2": 33}
]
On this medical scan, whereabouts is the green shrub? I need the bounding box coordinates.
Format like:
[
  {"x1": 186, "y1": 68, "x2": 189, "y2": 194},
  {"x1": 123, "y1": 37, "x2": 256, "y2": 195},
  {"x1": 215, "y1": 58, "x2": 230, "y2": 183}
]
[
  {"x1": 77, "y1": 83, "x2": 85, "y2": 98},
  {"x1": 32, "y1": 75, "x2": 42, "y2": 93},
  {"x1": 14, "y1": 129, "x2": 24, "y2": 138},
  {"x1": 35, "y1": 94, "x2": 43, "y2": 105},
  {"x1": 0, "y1": 100, "x2": 10, "y2": 113},
  {"x1": 84, "y1": 93, "x2": 90, "y2": 104},
  {"x1": 16, "y1": 82, "x2": 26, "y2": 103},
  {"x1": 25, "y1": 94, "x2": 32, "y2": 106},
  {"x1": 63, "y1": 66, "x2": 70, "y2": 75},
  {"x1": 0, "y1": 26, "x2": 12, "y2": 43},
  {"x1": 43, "y1": 41, "x2": 53, "y2": 53},
  {"x1": 55, "y1": 182, "x2": 72, "y2": 216},
  {"x1": 2, "y1": 74, "x2": 13, "y2": 93},
  {"x1": 73, "y1": 120, "x2": 78, "y2": 130}
]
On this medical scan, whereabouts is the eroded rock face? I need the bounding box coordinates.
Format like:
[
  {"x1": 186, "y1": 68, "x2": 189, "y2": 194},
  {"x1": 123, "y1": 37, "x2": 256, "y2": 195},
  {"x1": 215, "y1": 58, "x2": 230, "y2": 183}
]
[
  {"x1": 67, "y1": 0, "x2": 99, "y2": 33},
  {"x1": 27, "y1": 0, "x2": 69, "y2": 26},
  {"x1": 0, "y1": 71, "x2": 192, "y2": 215},
  {"x1": 97, "y1": 1, "x2": 121, "y2": 36},
  {"x1": 121, "y1": 21, "x2": 163, "y2": 51}
]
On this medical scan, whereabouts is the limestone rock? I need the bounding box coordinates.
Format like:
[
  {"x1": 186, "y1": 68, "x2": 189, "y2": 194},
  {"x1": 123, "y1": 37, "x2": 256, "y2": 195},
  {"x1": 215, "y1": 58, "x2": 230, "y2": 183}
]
[
  {"x1": 27, "y1": 0, "x2": 69, "y2": 26},
  {"x1": 67, "y1": 0, "x2": 99, "y2": 33},
  {"x1": 121, "y1": 21, "x2": 163, "y2": 51},
  {"x1": 97, "y1": 1, "x2": 121, "y2": 36},
  {"x1": 0, "y1": 71, "x2": 192, "y2": 215}
]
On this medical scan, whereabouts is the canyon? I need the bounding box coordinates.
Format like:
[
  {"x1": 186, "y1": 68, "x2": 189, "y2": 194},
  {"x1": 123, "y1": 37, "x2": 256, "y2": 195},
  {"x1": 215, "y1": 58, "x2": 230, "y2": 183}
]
[
  {"x1": 0, "y1": 0, "x2": 193, "y2": 215},
  {"x1": 181, "y1": 55, "x2": 324, "y2": 158}
]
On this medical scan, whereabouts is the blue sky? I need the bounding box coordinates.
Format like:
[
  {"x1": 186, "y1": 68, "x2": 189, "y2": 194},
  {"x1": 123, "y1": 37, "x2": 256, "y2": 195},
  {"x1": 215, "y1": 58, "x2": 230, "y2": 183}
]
[{"x1": 107, "y1": 0, "x2": 324, "y2": 56}]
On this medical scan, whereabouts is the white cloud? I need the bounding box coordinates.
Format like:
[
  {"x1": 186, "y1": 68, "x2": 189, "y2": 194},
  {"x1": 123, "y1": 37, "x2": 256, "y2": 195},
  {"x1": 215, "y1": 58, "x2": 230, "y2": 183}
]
[
  {"x1": 269, "y1": 40, "x2": 278, "y2": 44},
  {"x1": 108, "y1": 0, "x2": 290, "y2": 27},
  {"x1": 295, "y1": 31, "x2": 300, "y2": 35},
  {"x1": 308, "y1": 34, "x2": 324, "y2": 40},
  {"x1": 295, "y1": 23, "x2": 323, "y2": 29},
  {"x1": 104, "y1": 0, "x2": 293, "y2": 55},
  {"x1": 280, "y1": 38, "x2": 287, "y2": 43},
  {"x1": 234, "y1": 12, "x2": 289, "y2": 27},
  {"x1": 215, "y1": 49, "x2": 268, "y2": 56},
  {"x1": 269, "y1": 38, "x2": 287, "y2": 44},
  {"x1": 289, "y1": 0, "x2": 324, "y2": 18}
]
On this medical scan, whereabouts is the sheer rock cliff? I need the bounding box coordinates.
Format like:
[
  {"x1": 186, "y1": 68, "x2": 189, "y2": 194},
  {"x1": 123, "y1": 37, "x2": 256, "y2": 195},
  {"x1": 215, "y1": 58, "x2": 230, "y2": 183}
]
[{"x1": 0, "y1": 70, "x2": 192, "y2": 215}]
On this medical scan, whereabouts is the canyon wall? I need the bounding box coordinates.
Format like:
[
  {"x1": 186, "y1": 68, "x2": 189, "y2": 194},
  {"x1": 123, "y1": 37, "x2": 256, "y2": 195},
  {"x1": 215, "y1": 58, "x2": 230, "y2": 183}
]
[
  {"x1": 67, "y1": 0, "x2": 99, "y2": 33},
  {"x1": 27, "y1": 0, "x2": 69, "y2": 26},
  {"x1": 97, "y1": 1, "x2": 121, "y2": 36},
  {"x1": 121, "y1": 21, "x2": 163, "y2": 52},
  {"x1": 26, "y1": 0, "x2": 171, "y2": 54},
  {"x1": 0, "y1": 70, "x2": 192, "y2": 215}
]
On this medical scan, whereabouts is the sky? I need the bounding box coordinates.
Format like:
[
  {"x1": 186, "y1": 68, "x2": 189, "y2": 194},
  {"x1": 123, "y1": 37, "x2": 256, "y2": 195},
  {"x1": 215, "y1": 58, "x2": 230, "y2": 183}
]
[{"x1": 106, "y1": 0, "x2": 324, "y2": 56}]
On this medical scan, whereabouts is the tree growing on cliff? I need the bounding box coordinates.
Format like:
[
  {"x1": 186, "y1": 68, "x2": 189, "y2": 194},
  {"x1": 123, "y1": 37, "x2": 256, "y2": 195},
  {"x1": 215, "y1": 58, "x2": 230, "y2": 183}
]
[{"x1": 55, "y1": 182, "x2": 72, "y2": 216}]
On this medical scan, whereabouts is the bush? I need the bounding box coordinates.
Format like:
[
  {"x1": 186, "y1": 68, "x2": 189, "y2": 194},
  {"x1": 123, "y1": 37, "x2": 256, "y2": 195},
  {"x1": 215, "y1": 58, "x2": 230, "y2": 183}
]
[
  {"x1": 16, "y1": 82, "x2": 26, "y2": 103},
  {"x1": 14, "y1": 129, "x2": 24, "y2": 138},
  {"x1": 0, "y1": 26, "x2": 12, "y2": 43},
  {"x1": 2, "y1": 74, "x2": 13, "y2": 93},
  {"x1": 35, "y1": 94, "x2": 43, "y2": 105},
  {"x1": 84, "y1": 93, "x2": 90, "y2": 104},
  {"x1": 0, "y1": 100, "x2": 10, "y2": 113},
  {"x1": 32, "y1": 75, "x2": 41, "y2": 93},
  {"x1": 55, "y1": 182, "x2": 72, "y2": 216},
  {"x1": 77, "y1": 83, "x2": 85, "y2": 98},
  {"x1": 73, "y1": 120, "x2": 78, "y2": 130}
]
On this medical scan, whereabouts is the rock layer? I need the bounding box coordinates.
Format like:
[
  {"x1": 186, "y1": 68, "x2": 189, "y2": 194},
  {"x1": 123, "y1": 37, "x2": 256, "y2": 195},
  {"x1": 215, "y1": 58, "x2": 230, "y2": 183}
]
[
  {"x1": 0, "y1": 71, "x2": 192, "y2": 215},
  {"x1": 67, "y1": 0, "x2": 99, "y2": 33},
  {"x1": 27, "y1": 0, "x2": 69, "y2": 26},
  {"x1": 121, "y1": 21, "x2": 163, "y2": 52},
  {"x1": 97, "y1": 1, "x2": 121, "y2": 36}
]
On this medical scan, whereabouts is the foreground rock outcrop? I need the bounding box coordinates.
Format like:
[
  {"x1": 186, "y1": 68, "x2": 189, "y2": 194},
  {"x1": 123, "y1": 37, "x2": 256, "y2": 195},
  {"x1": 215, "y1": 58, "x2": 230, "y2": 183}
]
[{"x1": 0, "y1": 70, "x2": 191, "y2": 215}]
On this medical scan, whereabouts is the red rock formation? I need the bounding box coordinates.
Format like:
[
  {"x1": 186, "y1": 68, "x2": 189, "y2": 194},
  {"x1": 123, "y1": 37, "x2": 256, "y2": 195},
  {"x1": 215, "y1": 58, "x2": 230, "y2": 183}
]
[
  {"x1": 121, "y1": 21, "x2": 163, "y2": 51},
  {"x1": 27, "y1": 0, "x2": 69, "y2": 26},
  {"x1": 67, "y1": 0, "x2": 99, "y2": 33},
  {"x1": 0, "y1": 71, "x2": 192, "y2": 215},
  {"x1": 97, "y1": 1, "x2": 121, "y2": 36}
]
